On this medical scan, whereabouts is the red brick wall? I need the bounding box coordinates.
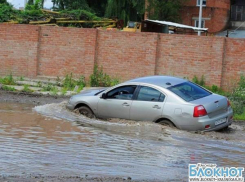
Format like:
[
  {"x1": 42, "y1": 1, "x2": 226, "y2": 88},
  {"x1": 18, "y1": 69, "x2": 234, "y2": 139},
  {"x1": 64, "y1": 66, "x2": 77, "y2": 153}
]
[
  {"x1": 222, "y1": 38, "x2": 245, "y2": 90},
  {"x1": 181, "y1": 0, "x2": 230, "y2": 33},
  {"x1": 0, "y1": 24, "x2": 39, "y2": 77},
  {"x1": 0, "y1": 24, "x2": 244, "y2": 91},
  {"x1": 96, "y1": 31, "x2": 157, "y2": 81},
  {"x1": 156, "y1": 34, "x2": 225, "y2": 87},
  {"x1": 38, "y1": 26, "x2": 96, "y2": 79}
]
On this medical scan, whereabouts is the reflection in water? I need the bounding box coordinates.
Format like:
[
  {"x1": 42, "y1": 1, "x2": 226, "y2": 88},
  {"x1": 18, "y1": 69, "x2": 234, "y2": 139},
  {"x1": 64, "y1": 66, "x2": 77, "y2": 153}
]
[{"x1": 0, "y1": 102, "x2": 244, "y2": 181}]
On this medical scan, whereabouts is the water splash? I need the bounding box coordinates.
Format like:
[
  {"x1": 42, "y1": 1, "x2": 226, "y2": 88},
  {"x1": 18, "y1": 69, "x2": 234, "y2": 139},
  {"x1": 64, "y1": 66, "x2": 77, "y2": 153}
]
[{"x1": 34, "y1": 102, "x2": 172, "y2": 141}]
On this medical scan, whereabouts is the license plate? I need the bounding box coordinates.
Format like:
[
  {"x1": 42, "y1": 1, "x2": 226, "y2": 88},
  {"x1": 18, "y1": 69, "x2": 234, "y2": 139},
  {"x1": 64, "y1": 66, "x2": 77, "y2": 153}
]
[{"x1": 215, "y1": 118, "x2": 227, "y2": 126}]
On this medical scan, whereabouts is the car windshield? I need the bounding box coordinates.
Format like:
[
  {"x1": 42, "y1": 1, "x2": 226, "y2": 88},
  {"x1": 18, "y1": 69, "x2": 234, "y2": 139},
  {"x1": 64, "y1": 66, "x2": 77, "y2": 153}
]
[
  {"x1": 168, "y1": 82, "x2": 212, "y2": 102},
  {"x1": 94, "y1": 90, "x2": 105, "y2": 95}
]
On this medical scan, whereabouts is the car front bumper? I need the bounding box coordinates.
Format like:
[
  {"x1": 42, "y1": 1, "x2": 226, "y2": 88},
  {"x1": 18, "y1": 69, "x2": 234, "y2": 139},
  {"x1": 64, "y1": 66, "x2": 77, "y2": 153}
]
[{"x1": 66, "y1": 102, "x2": 75, "y2": 110}]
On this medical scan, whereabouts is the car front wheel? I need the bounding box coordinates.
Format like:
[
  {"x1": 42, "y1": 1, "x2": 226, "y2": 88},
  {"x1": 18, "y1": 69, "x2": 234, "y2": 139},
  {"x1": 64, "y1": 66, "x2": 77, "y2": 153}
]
[{"x1": 77, "y1": 106, "x2": 95, "y2": 119}]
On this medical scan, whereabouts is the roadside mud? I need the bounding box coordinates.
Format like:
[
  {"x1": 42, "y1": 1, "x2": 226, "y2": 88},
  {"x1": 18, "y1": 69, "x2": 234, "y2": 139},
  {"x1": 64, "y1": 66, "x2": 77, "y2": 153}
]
[
  {"x1": 0, "y1": 91, "x2": 244, "y2": 181},
  {"x1": 0, "y1": 90, "x2": 68, "y2": 105}
]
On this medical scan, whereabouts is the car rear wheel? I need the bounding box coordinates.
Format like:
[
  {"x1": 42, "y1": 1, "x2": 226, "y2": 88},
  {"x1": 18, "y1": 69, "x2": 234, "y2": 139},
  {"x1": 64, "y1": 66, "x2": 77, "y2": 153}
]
[
  {"x1": 158, "y1": 120, "x2": 175, "y2": 127},
  {"x1": 77, "y1": 106, "x2": 95, "y2": 119}
]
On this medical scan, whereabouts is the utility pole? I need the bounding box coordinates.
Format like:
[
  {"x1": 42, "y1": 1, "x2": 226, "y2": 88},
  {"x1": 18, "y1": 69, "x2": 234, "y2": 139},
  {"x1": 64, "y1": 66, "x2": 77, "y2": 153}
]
[
  {"x1": 198, "y1": 0, "x2": 203, "y2": 36},
  {"x1": 24, "y1": 0, "x2": 27, "y2": 7}
]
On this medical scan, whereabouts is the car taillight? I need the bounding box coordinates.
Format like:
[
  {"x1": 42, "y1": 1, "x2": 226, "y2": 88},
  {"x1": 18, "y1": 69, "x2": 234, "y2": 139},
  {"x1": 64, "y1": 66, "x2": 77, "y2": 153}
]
[
  {"x1": 227, "y1": 99, "x2": 231, "y2": 107},
  {"x1": 193, "y1": 105, "x2": 207, "y2": 117}
]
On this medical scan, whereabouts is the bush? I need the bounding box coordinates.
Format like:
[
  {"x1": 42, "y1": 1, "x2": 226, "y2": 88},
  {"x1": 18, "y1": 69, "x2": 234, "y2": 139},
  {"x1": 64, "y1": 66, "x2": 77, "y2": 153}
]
[
  {"x1": 192, "y1": 75, "x2": 225, "y2": 95},
  {"x1": 192, "y1": 75, "x2": 205, "y2": 87},
  {"x1": 90, "y1": 65, "x2": 119, "y2": 87},
  {"x1": 228, "y1": 75, "x2": 245, "y2": 116},
  {"x1": 63, "y1": 73, "x2": 86, "y2": 91}
]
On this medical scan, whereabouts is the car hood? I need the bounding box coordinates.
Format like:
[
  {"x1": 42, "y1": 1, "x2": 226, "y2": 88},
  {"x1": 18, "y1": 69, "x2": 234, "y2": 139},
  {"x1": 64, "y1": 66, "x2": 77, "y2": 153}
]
[{"x1": 77, "y1": 87, "x2": 106, "y2": 96}]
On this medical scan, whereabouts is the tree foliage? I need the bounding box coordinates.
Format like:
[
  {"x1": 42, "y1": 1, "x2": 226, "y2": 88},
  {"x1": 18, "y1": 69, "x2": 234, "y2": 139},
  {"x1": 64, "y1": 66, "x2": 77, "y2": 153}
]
[
  {"x1": 105, "y1": 0, "x2": 145, "y2": 24},
  {"x1": 51, "y1": 0, "x2": 145, "y2": 23},
  {"x1": 86, "y1": 0, "x2": 107, "y2": 17},
  {"x1": 52, "y1": 0, "x2": 90, "y2": 11},
  {"x1": 27, "y1": 0, "x2": 45, "y2": 8},
  {"x1": 146, "y1": 0, "x2": 184, "y2": 22},
  {"x1": 0, "y1": 0, "x2": 7, "y2": 4},
  {"x1": 0, "y1": 0, "x2": 44, "y2": 23},
  {"x1": 1, "y1": 0, "x2": 185, "y2": 26},
  {"x1": 0, "y1": 2, "x2": 14, "y2": 22}
]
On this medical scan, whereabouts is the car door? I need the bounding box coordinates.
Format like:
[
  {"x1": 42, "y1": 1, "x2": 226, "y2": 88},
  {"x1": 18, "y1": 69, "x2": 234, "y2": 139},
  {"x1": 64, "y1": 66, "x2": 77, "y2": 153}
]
[
  {"x1": 97, "y1": 85, "x2": 137, "y2": 119},
  {"x1": 130, "y1": 86, "x2": 165, "y2": 121}
]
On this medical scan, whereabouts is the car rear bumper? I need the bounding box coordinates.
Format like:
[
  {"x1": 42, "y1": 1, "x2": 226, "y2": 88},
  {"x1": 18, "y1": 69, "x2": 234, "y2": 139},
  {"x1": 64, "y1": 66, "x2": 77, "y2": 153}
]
[
  {"x1": 204, "y1": 118, "x2": 233, "y2": 131},
  {"x1": 179, "y1": 108, "x2": 233, "y2": 131},
  {"x1": 200, "y1": 108, "x2": 233, "y2": 131}
]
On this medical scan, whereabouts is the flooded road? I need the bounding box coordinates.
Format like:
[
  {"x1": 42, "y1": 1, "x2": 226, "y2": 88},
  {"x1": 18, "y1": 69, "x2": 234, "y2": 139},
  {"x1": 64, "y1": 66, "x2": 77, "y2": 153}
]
[{"x1": 0, "y1": 102, "x2": 244, "y2": 181}]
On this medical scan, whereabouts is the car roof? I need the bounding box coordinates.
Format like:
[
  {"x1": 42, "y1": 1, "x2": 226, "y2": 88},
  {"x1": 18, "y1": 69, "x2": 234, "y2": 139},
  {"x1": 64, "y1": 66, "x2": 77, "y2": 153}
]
[{"x1": 126, "y1": 76, "x2": 187, "y2": 88}]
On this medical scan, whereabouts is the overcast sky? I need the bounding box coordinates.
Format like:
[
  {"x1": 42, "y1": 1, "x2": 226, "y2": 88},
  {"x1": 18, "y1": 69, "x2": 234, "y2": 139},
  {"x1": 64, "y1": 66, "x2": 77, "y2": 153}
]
[{"x1": 7, "y1": 0, "x2": 53, "y2": 9}]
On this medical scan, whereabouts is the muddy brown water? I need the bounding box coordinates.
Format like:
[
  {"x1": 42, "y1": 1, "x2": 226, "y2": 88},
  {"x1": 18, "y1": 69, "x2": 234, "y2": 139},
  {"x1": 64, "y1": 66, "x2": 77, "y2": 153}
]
[{"x1": 0, "y1": 102, "x2": 244, "y2": 181}]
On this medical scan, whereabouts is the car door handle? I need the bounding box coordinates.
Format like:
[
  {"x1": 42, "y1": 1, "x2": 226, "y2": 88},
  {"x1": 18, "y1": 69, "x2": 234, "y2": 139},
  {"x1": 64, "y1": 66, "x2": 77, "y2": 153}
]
[
  {"x1": 122, "y1": 102, "x2": 130, "y2": 107},
  {"x1": 153, "y1": 105, "x2": 161, "y2": 109}
]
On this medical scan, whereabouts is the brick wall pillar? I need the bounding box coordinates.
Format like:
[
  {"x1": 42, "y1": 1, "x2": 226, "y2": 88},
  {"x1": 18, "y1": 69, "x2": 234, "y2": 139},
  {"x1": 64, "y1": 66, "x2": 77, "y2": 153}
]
[{"x1": 27, "y1": 26, "x2": 40, "y2": 77}]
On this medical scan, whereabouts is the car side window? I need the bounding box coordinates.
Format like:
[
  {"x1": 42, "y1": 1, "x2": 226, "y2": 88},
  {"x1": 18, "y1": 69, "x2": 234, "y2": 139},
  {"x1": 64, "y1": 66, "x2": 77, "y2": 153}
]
[
  {"x1": 137, "y1": 86, "x2": 165, "y2": 102},
  {"x1": 106, "y1": 85, "x2": 137, "y2": 100}
]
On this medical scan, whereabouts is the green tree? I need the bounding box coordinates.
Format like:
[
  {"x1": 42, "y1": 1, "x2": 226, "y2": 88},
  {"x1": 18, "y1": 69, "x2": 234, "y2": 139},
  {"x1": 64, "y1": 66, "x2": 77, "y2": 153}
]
[
  {"x1": 146, "y1": 0, "x2": 184, "y2": 22},
  {"x1": 0, "y1": 0, "x2": 7, "y2": 4},
  {"x1": 87, "y1": 0, "x2": 107, "y2": 17},
  {"x1": 52, "y1": 0, "x2": 107, "y2": 16},
  {"x1": 27, "y1": 0, "x2": 45, "y2": 8},
  {"x1": 105, "y1": 0, "x2": 145, "y2": 25},
  {"x1": 27, "y1": 0, "x2": 34, "y2": 5},
  {"x1": 52, "y1": 0, "x2": 90, "y2": 11},
  {"x1": 0, "y1": 2, "x2": 13, "y2": 22}
]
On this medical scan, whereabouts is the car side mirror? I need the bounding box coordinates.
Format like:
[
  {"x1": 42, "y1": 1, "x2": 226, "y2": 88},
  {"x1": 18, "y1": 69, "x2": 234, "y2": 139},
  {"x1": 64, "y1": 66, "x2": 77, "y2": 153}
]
[{"x1": 101, "y1": 93, "x2": 107, "y2": 99}]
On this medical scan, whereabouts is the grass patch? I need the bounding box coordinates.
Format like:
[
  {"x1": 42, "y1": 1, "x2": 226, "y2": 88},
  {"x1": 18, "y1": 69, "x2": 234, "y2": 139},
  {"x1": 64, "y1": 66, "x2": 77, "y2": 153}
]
[
  {"x1": 76, "y1": 86, "x2": 83, "y2": 93},
  {"x1": 51, "y1": 86, "x2": 59, "y2": 95},
  {"x1": 61, "y1": 88, "x2": 68, "y2": 95},
  {"x1": 42, "y1": 83, "x2": 55, "y2": 92},
  {"x1": 42, "y1": 84, "x2": 59, "y2": 95},
  {"x1": 234, "y1": 110, "x2": 245, "y2": 121},
  {"x1": 0, "y1": 73, "x2": 15, "y2": 85},
  {"x1": 1, "y1": 85, "x2": 16, "y2": 91},
  {"x1": 22, "y1": 84, "x2": 33, "y2": 92},
  {"x1": 18, "y1": 76, "x2": 24, "y2": 81}
]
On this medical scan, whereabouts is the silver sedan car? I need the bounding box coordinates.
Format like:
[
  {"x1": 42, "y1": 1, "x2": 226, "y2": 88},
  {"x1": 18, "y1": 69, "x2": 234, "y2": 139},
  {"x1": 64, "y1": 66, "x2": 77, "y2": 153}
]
[{"x1": 67, "y1": 76, "x2": 233, "y2": 131}]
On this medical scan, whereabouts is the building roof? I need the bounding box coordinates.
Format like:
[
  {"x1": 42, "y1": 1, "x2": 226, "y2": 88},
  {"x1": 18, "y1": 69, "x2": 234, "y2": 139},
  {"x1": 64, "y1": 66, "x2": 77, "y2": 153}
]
[{"x1": 145, "y1": 19, "x2": 209, "y2": 32}]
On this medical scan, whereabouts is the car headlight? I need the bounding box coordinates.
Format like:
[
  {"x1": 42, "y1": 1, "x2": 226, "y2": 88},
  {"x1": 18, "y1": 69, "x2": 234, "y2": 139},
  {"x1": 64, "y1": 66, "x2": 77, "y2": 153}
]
[{"x1": 69, "y1": 96, "x2": 74, "y2": 103}]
